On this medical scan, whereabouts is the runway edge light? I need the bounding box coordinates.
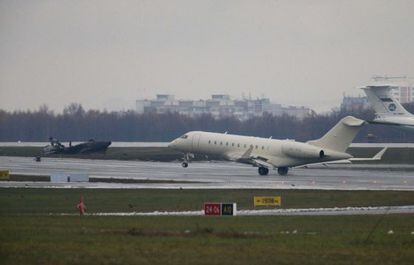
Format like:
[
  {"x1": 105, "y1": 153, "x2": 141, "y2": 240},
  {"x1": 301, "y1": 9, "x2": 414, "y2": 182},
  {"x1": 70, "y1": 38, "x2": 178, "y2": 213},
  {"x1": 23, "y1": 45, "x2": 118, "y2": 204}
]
[{"x1": 254, "y1": 196, "x2": 281, "y2": 207}]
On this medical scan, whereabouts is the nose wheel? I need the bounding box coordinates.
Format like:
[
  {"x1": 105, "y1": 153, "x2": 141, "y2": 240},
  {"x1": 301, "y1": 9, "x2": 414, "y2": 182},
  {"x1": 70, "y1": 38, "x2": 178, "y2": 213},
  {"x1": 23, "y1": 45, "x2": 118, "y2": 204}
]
[
  {"x1": 181, "y1": 153, "x2": 193, "y2": 168},
  {"x1": 258, "y1": 167, "x2": 269, "y2": 176}
]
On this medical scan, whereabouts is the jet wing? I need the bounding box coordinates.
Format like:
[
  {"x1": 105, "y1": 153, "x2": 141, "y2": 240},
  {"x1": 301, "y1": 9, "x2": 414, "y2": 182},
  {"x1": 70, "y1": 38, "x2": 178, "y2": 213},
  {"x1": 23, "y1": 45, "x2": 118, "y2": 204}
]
[
  {"x1": 368, "y1": 120, "x2": 406, "y2": 126},
  {"x1": 224, "y1": 146, "x2": 254, "y2": 161},
  {"x1": 250, "y1": 158, "x2": 275, "y2": 169},
  {"x1": 225, "y1": 147, "x2": 276, "y2": 169}
]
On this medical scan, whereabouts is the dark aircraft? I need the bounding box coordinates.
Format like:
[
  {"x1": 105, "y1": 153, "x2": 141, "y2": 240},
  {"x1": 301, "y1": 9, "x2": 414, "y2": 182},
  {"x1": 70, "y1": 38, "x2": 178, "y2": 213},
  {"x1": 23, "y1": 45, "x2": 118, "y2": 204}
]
[{"x1": 42, "y1": 138, "x2": 111, "y2": 155}]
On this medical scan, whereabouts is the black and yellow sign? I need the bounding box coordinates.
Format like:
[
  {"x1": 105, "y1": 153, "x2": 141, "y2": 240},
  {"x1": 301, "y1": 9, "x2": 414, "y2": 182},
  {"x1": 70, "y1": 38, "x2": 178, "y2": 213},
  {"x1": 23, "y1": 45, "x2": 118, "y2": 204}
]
[
  {"x1": 221, "y1": 203, "x2": 235, "y2": 216},
  {"x1": 0, "y1": 170, "x2": 10, "y2": 180},
  {"x1": 254, "y1": 196, "x2": 281, "y2": 207}
]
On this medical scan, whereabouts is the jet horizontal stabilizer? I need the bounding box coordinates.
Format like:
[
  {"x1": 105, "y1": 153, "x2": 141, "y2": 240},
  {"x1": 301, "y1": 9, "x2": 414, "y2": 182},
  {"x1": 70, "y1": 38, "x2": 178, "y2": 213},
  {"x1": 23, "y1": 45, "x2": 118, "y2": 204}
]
[
  {"x1": 298, "y1": 147, "x2": 387, "y2": 167},
  {"x1": 349, "y1": 147, "x2": 387, "y2": 162}
]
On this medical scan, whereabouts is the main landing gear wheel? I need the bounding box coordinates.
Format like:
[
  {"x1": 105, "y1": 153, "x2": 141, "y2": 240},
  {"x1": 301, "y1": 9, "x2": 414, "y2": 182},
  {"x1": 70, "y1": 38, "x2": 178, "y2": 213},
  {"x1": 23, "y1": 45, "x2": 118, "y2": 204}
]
[
  {"x1": 258, "y1": 167, "x2": 269, "y2": 176},
  {"x1": 181, "y1": 161, "x2": 188, "y2": 168},
  {"x1": 277, "y1": 167, "x2": 289, "y2": 176}
]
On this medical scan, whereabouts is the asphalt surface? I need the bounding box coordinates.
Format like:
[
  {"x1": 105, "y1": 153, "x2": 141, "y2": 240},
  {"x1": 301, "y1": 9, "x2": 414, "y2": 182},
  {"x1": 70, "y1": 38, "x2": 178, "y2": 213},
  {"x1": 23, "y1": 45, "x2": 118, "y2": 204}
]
[{"x1": 0, "y1": 156, "x2": 413, "y2": 190}]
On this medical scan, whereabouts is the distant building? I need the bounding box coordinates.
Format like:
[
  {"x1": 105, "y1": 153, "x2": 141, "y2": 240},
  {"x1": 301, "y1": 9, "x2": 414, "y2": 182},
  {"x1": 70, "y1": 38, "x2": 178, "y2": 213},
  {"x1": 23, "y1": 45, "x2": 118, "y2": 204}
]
[
  {"x1": 340, "y1": 94, "x2": 370, "y2": 111},
  {"x1": 392, "y1": 86, "x2": 414, "y2": 104},
  {"x1": 136, "y1": 94, "x2": 313, "y2": 120}
]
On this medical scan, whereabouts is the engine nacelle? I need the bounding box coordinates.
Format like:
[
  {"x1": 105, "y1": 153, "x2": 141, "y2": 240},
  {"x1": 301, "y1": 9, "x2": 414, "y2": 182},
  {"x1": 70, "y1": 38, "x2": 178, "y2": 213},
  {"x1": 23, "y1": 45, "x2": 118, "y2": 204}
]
[{"x1": 282, "y1": 143, "x2": 325, "y2": 159}]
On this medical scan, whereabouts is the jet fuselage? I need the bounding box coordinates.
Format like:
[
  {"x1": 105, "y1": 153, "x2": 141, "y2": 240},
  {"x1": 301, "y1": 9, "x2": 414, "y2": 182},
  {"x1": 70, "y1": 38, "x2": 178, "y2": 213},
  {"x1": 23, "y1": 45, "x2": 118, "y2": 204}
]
[{"x1": 169, "y1": 131, "x2": 352, "y2": 168}]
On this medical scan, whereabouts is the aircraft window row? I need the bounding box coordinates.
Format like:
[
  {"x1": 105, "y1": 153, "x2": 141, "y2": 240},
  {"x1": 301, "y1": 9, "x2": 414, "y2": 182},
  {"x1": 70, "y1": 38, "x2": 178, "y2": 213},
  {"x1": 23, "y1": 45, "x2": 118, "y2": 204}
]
[{"x1": 207, "y1": 140, "x2": 267, "y2": 150}]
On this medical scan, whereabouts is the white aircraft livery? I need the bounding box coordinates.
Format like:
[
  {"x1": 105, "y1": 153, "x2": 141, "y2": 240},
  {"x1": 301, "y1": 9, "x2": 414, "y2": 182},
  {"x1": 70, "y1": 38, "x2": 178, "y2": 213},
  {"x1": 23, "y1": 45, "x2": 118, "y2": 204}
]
[
  {"x1": 361, "y1": 85, "x2": 414, "y2": 130},
  {"x1": 169, "y1": 116, "x2": 376, "y2": 176}
]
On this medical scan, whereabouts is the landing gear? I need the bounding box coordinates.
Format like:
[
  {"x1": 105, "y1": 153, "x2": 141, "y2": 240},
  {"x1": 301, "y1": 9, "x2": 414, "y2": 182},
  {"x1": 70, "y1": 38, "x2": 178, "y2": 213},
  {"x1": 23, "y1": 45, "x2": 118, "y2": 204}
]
[
  {"x1": 277, "y1": 167, "x2": 289, "y2": 176},
  {"x1": 258, "y1": 167, "x2": 269, "y2": 176},
  {"x1": 181, "y1": 153, "x2": 193, "y2": 168}
]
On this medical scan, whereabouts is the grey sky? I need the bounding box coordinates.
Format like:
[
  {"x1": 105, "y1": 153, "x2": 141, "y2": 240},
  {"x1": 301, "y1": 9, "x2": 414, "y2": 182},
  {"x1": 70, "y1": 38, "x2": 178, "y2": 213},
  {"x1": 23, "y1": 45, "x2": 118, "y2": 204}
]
[{"x1": 1, "y1": 0, "x2": 413, "y2": 112}]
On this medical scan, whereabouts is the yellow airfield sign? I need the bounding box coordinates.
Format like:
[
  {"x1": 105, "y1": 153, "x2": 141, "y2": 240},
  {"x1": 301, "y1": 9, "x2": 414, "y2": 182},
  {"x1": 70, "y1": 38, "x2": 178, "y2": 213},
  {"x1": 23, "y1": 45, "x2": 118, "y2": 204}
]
[{"x1": 254, "y1": 196, "x2": 281, "y2": 207}]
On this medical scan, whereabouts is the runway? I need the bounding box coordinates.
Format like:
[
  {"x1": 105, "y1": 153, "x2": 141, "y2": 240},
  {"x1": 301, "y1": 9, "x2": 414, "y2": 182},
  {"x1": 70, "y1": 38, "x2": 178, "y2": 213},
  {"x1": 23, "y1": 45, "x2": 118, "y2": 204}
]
[{"x1": 0, "y1": 156, "x2": 413, "y2": 190}]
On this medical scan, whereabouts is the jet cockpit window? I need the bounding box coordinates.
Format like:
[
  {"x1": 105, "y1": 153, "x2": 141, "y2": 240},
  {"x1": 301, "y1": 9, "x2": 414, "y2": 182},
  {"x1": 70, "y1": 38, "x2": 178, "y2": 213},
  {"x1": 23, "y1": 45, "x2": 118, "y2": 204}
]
[{"x1": 180, "y1": 134, "x2": 189, "y2": 139}]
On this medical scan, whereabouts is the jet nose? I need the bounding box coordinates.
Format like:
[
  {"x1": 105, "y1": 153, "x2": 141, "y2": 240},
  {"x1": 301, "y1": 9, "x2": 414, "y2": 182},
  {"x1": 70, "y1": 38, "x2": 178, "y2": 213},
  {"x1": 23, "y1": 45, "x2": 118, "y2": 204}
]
[{"x1": 168, "y1": 139, "x2": 178, "y2": 149}]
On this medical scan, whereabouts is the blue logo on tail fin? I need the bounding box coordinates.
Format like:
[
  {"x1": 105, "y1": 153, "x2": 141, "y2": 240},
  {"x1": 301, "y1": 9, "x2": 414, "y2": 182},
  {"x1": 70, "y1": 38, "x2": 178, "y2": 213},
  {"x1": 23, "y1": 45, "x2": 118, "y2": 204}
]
[{"x1": 388, "y1": 103, "x2": 397, "y2": 111}]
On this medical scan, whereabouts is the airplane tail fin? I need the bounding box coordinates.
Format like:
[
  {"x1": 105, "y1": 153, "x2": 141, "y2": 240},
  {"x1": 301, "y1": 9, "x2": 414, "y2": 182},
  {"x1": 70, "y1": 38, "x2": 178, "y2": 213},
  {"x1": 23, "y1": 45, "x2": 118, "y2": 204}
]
[
  {"x1": 308, "y1": 116, "x2": 365, "y2": 153},
  {"x1": 361, "y1": 85, "x2": 410, "y2": 117}
]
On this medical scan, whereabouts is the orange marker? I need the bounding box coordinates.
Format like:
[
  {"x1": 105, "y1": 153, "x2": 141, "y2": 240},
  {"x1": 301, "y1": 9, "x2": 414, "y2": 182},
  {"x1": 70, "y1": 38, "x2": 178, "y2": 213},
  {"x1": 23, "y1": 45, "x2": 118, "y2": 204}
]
[{"x1": 76, "y1": 195, "x2": 87, "y2": 216}]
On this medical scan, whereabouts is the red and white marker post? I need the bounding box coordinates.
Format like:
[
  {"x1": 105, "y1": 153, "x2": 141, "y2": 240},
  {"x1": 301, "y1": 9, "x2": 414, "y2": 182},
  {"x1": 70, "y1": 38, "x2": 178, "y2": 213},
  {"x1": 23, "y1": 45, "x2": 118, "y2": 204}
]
[{"x1": 76, "y1": 195, "x2": 87, "y2": 216}]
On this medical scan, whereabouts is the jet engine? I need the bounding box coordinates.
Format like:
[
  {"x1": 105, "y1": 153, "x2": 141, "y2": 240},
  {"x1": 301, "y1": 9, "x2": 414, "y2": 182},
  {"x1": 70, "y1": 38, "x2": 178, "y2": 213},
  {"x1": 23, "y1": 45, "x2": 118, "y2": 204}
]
[{"x1": 282, "y1": 143, "x2": 325, "y2": 159}]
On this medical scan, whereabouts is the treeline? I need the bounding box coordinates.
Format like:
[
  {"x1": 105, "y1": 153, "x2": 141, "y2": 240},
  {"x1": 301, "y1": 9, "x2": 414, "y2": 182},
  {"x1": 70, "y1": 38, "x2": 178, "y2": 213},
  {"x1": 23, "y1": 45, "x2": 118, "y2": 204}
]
[{"x1": 0, "y1": 103, "x2": 414, "y2": 142}]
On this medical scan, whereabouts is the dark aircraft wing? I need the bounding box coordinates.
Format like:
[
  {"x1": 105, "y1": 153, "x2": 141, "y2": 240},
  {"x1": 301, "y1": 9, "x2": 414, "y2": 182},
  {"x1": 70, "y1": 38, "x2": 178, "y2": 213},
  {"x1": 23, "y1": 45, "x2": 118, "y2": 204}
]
[{"x1": 367, "y1": 120, "x2": 405, "y2": 126}]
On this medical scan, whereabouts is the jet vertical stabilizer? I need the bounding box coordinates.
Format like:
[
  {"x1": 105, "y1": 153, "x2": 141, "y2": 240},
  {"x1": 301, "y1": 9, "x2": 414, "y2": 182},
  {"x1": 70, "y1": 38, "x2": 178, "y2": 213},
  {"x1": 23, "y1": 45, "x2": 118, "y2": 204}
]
[
  {"x1": 361, "y1": 85, "x2": 414, "y2": 130},
  {"x1": 362, "y1": 85, "x2": 410, "y2": 117},
  {"x1": 307, "y1": 116, "x2": 365, "y2": 153}
]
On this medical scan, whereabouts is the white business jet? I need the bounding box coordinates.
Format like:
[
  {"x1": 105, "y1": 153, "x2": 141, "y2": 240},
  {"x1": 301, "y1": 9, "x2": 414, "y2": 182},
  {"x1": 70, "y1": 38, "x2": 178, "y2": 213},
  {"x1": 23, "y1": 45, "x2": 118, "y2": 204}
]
[
  {"x1": 361, "y1": 84, "x2": 414, "y2": 131},
  {"x1": 169, "y1": 116, "x2": 382, "y2": 176}
]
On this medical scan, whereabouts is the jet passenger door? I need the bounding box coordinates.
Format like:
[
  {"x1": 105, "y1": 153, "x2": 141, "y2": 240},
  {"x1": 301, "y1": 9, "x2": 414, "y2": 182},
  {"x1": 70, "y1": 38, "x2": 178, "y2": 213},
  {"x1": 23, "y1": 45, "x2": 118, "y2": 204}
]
[{"x1": 192, "y1": 133, "x2": 201, "y2": 152}]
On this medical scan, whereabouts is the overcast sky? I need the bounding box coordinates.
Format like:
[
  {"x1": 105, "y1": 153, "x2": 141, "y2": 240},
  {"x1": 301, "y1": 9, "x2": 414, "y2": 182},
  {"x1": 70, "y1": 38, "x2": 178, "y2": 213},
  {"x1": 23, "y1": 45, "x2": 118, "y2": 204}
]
[{"x1": 1, "y1": 0, "x2": 413, "y2": 112}]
